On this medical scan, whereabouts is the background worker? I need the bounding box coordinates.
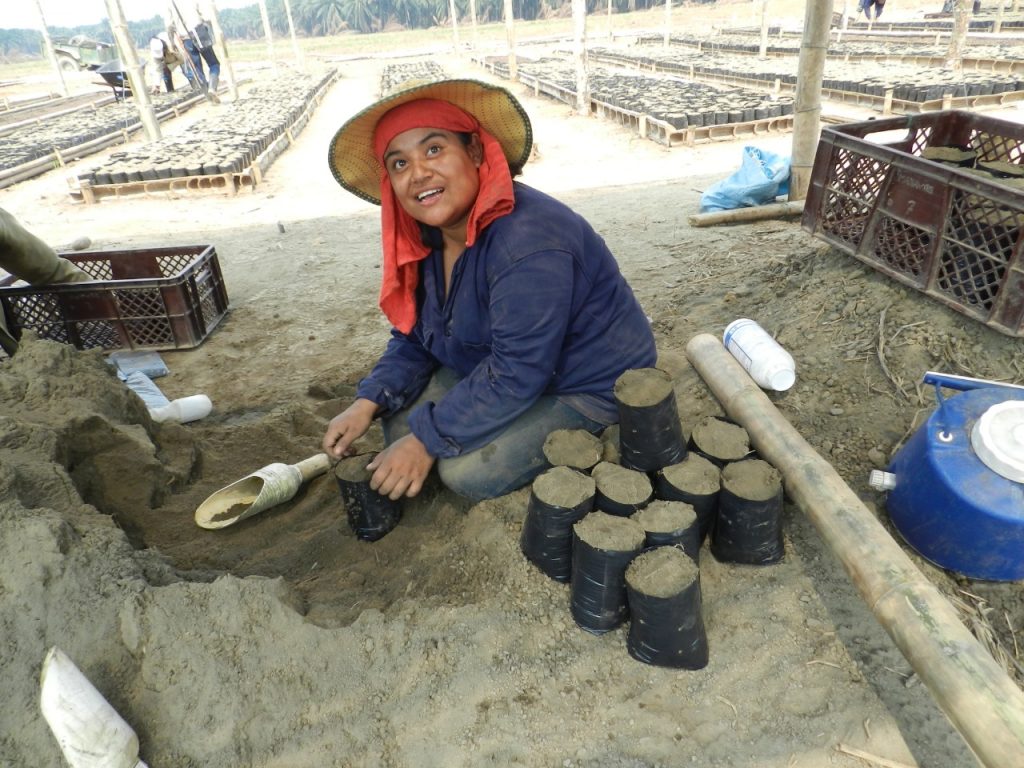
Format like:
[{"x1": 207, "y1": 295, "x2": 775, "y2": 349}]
[
  {"x1": 180, "y1": 6, "x2": 221, "y2": 96},
  {"x1": 0, "y1": 207, "x2": 91, "y2": 355},
  {"x1": 322, "y1": 79, "x2": 657, "y2": 503},
  {"x1": 147, "y1": 30, "x2": 181, "y2": 93}
]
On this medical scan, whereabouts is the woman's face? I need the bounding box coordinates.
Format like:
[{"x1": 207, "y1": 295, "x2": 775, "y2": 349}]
[{"x1": 383, "y1": 127, "x2": 483, "y2": 236}]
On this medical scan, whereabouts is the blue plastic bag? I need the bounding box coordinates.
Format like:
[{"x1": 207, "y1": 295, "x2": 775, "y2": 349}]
[{"x1": 699, "y1": 146, "x2": 792, "y2": 213}]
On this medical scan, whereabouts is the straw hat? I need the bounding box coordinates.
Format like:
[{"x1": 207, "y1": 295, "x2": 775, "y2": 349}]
[{"x1": 327, "y1": 78, "x2": 534, "y2": 205}]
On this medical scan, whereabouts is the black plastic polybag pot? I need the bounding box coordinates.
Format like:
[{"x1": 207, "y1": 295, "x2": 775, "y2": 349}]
[
  {"x1": 520, "y1": 466, "x2": 595, "y2": 582},
  {"x1": 710, "y1": 458, "x2": 784, "y2": 565},
  {"x1": 570, "y1": 512, "x2": 646, "y2": 634},
  {"x1": 654, "y1": 453, "x2": 721, "y2": 543},
  {"x1": 626, "y1": 546, "x2": 708, "y2": 669},
  {"x1": 334, "y1": 453, "x2": 402, "y2": 542},
  {"x1": 687, "y1": 414, "x2": 751, "y2": 467},
  {"x1": 592, "y1": 461, "x2": 653, "y2": 517},
  {"x1": 631, "y1": 500, "x2": 701, "y2": 562},
  {"x1": 614, "y1": 368, "x2": 687, "y2": 472}
]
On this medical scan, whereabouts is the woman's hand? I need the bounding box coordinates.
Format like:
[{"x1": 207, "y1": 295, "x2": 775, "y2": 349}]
[
  {"x1": 322, "y1": 398, "x2": 379, "y2": 459},
  {"x1": 367, "y1": 434, "x2": 435, "y2": 500}
]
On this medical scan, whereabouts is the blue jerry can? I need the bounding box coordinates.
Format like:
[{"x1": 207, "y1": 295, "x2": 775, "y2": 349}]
[{"x1": 884, "y1": 379, "x2": 1024, "y2": 581}]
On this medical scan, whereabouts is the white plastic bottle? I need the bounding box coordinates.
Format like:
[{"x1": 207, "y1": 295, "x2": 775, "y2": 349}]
[
  {"x1": 723, "y1": 318, "x2": 796, "y2": 391},
  {"x1": 148, "y1": 394, "x2": 213, "y2": 423}
]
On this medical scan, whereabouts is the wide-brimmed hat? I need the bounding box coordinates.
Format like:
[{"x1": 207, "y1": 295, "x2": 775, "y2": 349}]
[{"x1": 327, "y1": 78, "x2": 533, "y2": 205}]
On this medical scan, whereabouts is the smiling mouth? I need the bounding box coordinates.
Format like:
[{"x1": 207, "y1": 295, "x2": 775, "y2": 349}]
[{"x1": 417, "y1": 188, "x2": 443, "y2": 202}]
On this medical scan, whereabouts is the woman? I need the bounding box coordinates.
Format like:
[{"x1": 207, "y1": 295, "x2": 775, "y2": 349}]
[{"x1": 323, "y1": 78, "x2": 657, "y2": 501}]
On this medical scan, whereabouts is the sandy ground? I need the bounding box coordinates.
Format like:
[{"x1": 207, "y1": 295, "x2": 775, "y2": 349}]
[{"x1": 2, "y1": 14, "x2": 1023, "y2": 767}]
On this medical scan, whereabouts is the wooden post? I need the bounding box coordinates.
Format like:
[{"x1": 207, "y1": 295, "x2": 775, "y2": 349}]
[
  {"x1": 282, "y1": 0, "x2": 303, "y2": 70},
  {"x1": 504, "y1": 0, "x2": 517, "y2": 81},
  {"x1": 883, "y1": 86, "x2": 894, "y2": 115},
  {"x1": 33, "y1": 0, "x2": 69, "y2": 97},
  {"x1": 607, "y1": 0, "x2": 613, "y2": 40},
  {"x1": 685, "y1": 333, "x2": 1024, "y2": 768},
  {"x1": 103, "y1": 0, "x2": 161, "y2": 141},
  {"x1": 996, "y1": 0, "x2": 1005, "y2": 34},
  {"x1": 946, "y1": 0, "x2": 969, "y2": 70},
  {"x1": 663, "y1": 0, "x2": 671, "y2": 48},
  {"x1": 759, "y1": 0, "x2": 768, "y2": 59},
  {"x1": 448, "y1": 0, "x2": 461, "y2": 52},
  {"x1": 789, "y1": 0, "x2": 831, "y2": 201},
  {"x1": 572, "y1": 0, "x2": 589, "y2": 116},
  {"x1": 257, "y1": 0, "x2": 275, "y2": 71},
  {"x1": 469, "y1": 0, "x2": 479, "y2": 51}
]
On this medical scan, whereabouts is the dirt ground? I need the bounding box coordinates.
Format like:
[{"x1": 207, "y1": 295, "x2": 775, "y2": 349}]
[{"x1": 3, "y1": 15, "x2": 1024, "y2": 768}]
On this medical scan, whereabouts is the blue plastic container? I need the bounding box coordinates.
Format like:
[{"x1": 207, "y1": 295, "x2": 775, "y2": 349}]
[{"x1": 886, "y1": 385, "x2": 1024, "y2": 581}]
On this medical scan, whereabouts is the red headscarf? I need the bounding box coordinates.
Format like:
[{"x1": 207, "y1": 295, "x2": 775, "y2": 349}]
[{"x1": 373, "y1": 99, "x2": 515, "y2": 334}]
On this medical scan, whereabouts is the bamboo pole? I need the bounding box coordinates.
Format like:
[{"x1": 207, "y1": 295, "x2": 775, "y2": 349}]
[
  {"x1": 33, "y1": 0, "x2": 69, "y2": 98},
  {"x1": 688, "y1": 200, "x2": 803, "y2": 227},
  {"x1": 789, "y1": 0, "x2": 831, "y2": 201},
  {"x1": 448, "y1": 0, "x2": 461, "y2": 52},
  {"x1": 572, "y1": 0, "x2": 589, "y2": 116},
  {"x1": 758, "y1": 0, "x2": 768, "y2": 59},
  {"x1": 684, "y1": 333, "x2": 1024, "y2": 768},
  {"x1": 257, "y1": 0, "x2": 275, "y2": 71},
  {"x1": 469, "y1": 0, "x2": 479, "y2": 51},
  {"x1": 103, "y1": 0, "x2": 161, "y2": 141},
  {"x1": 504, "y1": 0, "x2": 517, "y2": 81},
  {"x1": 282, "y1": 0, "x2": 303, "y2": 70}
]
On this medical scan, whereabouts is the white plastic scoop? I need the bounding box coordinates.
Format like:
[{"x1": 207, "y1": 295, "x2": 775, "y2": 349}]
[{"x1": 194, "y1": 453, "x2": 332, "y2": 529}]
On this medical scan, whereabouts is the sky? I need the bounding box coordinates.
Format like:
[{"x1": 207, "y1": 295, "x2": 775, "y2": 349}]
[{"x1": 0, "y1": 0, "x2": 256, "y2": 31}]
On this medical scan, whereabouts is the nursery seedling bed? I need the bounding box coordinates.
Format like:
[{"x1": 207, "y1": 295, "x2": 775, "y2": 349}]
[
  {"x1": 0, "y1": 89, "x2": 210, "y2": 190},
  {"x1": 67, "y1": 69, "x2": 337, "y2": 203}
]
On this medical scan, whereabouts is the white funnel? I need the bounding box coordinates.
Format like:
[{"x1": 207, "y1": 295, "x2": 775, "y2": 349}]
[
  {"x1": 40, "y1": 647, "x2": 148, "y2": 768},
  {"x1": 194, "y1": 453, "x2": 332, "y2": 529}
]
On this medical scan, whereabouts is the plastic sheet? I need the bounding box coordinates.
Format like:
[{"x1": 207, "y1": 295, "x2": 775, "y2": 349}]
[{"x1": 626, "y1": 548, "x2": 709, "y2": 669}]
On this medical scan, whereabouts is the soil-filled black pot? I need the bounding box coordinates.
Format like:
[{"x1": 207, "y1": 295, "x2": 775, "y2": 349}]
[
  {"x1": 570, "y1": 512, "x2": 646, "y2": 635},
  {"x1": 626, "y1": 546, "x2": 708, "y2": 669},
  {"x1": 334, "y1": 453, "x2": 402, "y2": 542},
  {"x1": 614, "y1": 368, "x2": 687, "y2": 472},
  {"x1": 653, "y1": 452, "x2": 721, "y2": 544},
  {"x1": 710, "y1": 458, "x2": 784, "y2": 565},
  {"x1": 520, "y1": 466, "x2": 595, "y2": 582}
]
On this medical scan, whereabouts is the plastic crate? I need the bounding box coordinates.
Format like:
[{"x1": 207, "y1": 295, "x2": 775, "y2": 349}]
[
  {"x1": 802, "y1": 110, "x2": 1024, "y2": 337},
  {"x1": 0, "y1": 244, "x2": 229, "y2": 353}
]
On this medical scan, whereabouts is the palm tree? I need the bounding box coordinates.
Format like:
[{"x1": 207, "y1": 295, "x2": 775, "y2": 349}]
[{"x1": 341, "y1": 0, "x2": 377, "y2": 32}]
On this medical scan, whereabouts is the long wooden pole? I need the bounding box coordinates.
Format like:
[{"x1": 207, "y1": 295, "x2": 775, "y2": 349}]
[
  {"x1": 503, "y1": 0, "x2": 517, "y2": 81},
  {"x1": 103, "y1": 0, "x2": 161, "y2": 141},
  {"x1": 257, "y1": 0, "x2": 275, "y2": 72},
  {"x1": 789, "y1": 0, "x2": 831, "y2": 201},
  {"x1": 572, "y1": 0, "x2": 589, "y2": 116},
  {"x1": 282, "y1": 0, "x2": 303, "y2": 70},
  {"x1": 33, "y1": 0, "x2": 69, "y2": 97},
  {"x1": 685, "y1": 333, "x2": 1024, "y2": 767}
]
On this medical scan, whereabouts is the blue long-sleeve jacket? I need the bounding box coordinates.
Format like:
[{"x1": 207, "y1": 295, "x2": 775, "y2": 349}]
[{"x1": 355, "y1": 182, "x2": 657, "y2": 458}]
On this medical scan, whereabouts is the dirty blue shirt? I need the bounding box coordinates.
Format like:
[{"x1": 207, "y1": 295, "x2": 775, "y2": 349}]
[{"x1": 355, "y1": 182, "x2": 657, "y2": 459}]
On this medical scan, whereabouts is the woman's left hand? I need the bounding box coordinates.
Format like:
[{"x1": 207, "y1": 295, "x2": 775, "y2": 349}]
[{"x1": 367, "y1": 434, "x2": 436, "y2": 500}]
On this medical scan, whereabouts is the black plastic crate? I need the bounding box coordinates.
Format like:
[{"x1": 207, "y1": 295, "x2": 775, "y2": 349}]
[
  {"x1": 0, "y1": 244, "x2": 229, "y2": 352},
  {"x1": 802, "y1": 110, "x2": 1024, "y2": 337}
]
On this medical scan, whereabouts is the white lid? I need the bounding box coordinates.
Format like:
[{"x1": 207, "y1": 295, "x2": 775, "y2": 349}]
[{"x1": 971, "y1": 400, "x2": 1024, "y2": 483}]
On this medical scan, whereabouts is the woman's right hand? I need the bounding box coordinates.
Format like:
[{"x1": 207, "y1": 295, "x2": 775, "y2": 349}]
[{"x1": 322, "y1": 398, "x2": 379, "y2": 459}]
